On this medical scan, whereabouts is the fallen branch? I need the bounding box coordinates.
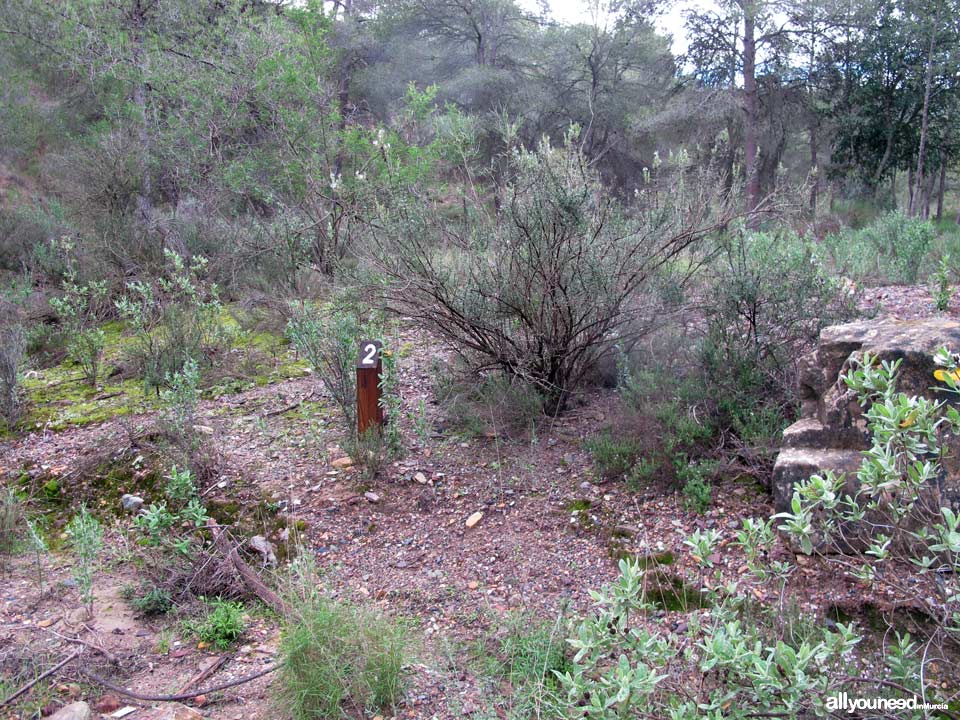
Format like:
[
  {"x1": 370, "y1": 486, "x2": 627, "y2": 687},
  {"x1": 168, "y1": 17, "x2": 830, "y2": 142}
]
[
  {"x1": 43, "y1": 627, "x2": 120, "y2": 665},
  {"x1": 207, "y1": 520, "x2": 288, "y2": 616},
  {"x1": 178, "y1": 656, "x2": 227, "y2": 694},
  {"x1": 261, "y1": 390, "x2": 316, "y2": 418},
  {"x1": 80, "y1": 663, "x2": 278, "y2": 702},
  {"x1": 0, "y1": 651, "x2": 81, "y2": 707}
]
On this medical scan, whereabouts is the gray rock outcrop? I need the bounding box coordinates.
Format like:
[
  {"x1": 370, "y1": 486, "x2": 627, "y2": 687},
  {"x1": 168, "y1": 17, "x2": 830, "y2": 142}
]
[{"x1": 772, "y1": 318, "x2": 960, "y2": 512}]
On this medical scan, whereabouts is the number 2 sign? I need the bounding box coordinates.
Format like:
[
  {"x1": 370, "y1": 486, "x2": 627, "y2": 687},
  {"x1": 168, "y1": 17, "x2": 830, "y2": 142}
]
[
  {"x1": 356, "y1": 340, "x2": 384, "y2": 434},
  {"x1": 357, "y1": 340, "x2": 382, "y2": 369}
]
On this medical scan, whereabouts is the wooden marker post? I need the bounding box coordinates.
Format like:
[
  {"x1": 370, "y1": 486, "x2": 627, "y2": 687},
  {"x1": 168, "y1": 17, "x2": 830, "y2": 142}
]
[{"x1": 356, "y1": 340, "x2": 384, "y2": 435}]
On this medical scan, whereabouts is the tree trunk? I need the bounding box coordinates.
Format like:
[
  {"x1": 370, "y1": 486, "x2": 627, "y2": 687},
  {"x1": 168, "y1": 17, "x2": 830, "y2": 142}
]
[
  {"x1": 809, "y1": 118, "x2": 818, "y2": 212},
  {"x1": 908, "y1": 166, "x2": 915, "y2": 211},
  {"x1": 936, "y1": 161, "x2": 946, "y2": 221},
  {"x1": 924, "y1": 168, "x2": 935, "y2": 219},
  {"x1": 742, "y1": 1, "x2": 760, "y2": 221},
  {"x1": 911, "y1": 19, "x2": 938, "y2": 216}
]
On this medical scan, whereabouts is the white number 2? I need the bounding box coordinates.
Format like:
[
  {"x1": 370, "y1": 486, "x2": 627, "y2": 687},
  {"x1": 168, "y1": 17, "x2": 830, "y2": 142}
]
[{"x1": 362, "y1": 343, "x2": 378, "y2": 365}]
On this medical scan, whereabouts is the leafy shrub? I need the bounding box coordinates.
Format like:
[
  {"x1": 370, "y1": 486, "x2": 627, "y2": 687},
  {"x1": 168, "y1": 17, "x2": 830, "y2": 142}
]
[
  {"x1": 116, "y1": 250, "x2": 230, "y2": 391},
  {"x1": 133, "y1": 466, "x2": 209, "y2": 556},
  {"x1": 822, "y1": 211, "x2": 935, "y2": 284},
  {"x1": 369, "y1": 136, "x2": 734, "y2": 411},
  {"x1": 677, "y1": 457, "x2": 716, "y2": 513},
  {"x1": 160, "y1": 359, "x2": 201, "y2": 448},
  {"x1": 930, "y1": 254, "x2": 953, "y2": 312},
  {"x1": 65, "y1": 506, "x2": 103, "y2": 616},
  {"x1": 701, "y1": 229, "x2": 855, "y2": 453},
  {"x1": 188, "y1": 597, "x2": 245, "y2": 649},
  {"x1": 277, "y1": 557, "x2": 409, "y2": 718},
  {"x1": 130, "y1": 586, "x2": 174, "y2": 615},
  {"x1": 585, "y1": 432, "x2": 643, "y2": 480},
  {"x1": 0, "y1": 324, "x2": 24, "y2": 427},
  {"x1": 0, "y1": 489, "x2": 23, "y2": 564}
]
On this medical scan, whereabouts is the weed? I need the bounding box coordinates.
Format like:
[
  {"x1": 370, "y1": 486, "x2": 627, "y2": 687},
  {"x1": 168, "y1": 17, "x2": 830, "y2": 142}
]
[
  {"x1": 276, "y1": 556, "x2": 409, "y2": 718},
  {"x1": 188, "y1": 597, "x2": 246, "y2": 649},
  {"x1": 585, "y1": 432, "x2": 642, "y2": 480},
  {"x1": 130, "y1": 586, "x2": 174, "y2": 615},
  {"x1": 677, "y1": 457, "x2": 716, "y2": 513},
  {"x1": 931, "y1": 254, "x2": 953, "y2": 312}
]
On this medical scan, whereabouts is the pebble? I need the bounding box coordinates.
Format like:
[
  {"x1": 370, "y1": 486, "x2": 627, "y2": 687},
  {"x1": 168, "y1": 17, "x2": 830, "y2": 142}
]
[{"x1": 120, "y1": 494, "x2": 144, "y2": 512}]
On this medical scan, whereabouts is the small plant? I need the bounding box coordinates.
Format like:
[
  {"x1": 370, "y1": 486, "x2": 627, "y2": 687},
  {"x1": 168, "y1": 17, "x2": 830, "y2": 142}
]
[
  {"x1": 131, "y1": 586, "x2": 174, "y2": 615},
  {"x1": 0, "y1": 489, "x2": 23, "y2": 566},
  {"x1": 47, "y1": 238, "x2": 107, "y2": 386},
  {"x1": 0, "y1": 324, "x2": 24, "y2": 427},
  {"x1": 276, "y1": 556, "x2": 409, "y2": 718},
  {"x1": 188, "y1": 597, "x2": 246, "y2": 649},
  {"x1": 116, "y1": 250, "x2": 230, "y2": 392},
  {"x1": 677, "y1": 457, "x2": 715, "y2": 513},
  {"x1": 931, "y1": 254, "x2": 953, "y2": 312},
  {"x1": 161, "y1": 358, "x2": 201, "y2": 447},
  {"x1": 65, "y1": 506, "x2": 103, "y2": 616},
  {"x1": 585, "y1": 432, "x2": 642, "y2": 480},
  {"x1": 25, "y1": 518, "x2": 48, "y2": 595},
  {"x1": 496, "y1": 612, "x2": 569, "y2": 714}
]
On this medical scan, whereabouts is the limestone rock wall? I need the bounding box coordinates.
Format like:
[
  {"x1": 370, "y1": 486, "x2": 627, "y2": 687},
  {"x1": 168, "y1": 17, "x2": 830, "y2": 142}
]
[{"x1": 772, "y1": 318, "x2": 960, "y2": 512}]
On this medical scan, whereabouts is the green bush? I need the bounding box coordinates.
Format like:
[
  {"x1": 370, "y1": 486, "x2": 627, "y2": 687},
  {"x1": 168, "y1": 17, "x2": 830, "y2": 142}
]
[
  {"x1": 585, "y1": 432, "x2": 643, "y2": 480},
  {"x1": 65, "y1": 506, "x2": 103, "y2": 616},
  {"x1": 130, "y1": 586, "x2": 174, "y2": 615},
  {"x1": 822, "y1": 211, "x2": 935, "y2": 284},
  {"x1": 188, "y1": 597, "x2": 246, "y2": 649},
  {"x1": 116, "y1": 250, "x2": 230, "y2": 392},
  {"x1": 277, "y1": 559, "x2": 409, "y2": 718},
  {"x1": 677, "y1": 457, "x2": 716, "y2": 513},
  {"x1": 0, "y1": 489, "x2": 23, "y2": 564},
  {"x1": 0, "y1": 324, "x2": 24, "y2": 428}
]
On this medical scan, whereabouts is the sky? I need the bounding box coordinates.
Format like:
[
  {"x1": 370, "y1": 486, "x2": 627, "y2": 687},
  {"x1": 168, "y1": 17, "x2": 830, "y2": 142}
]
[{"x1": 525, "y1": 0, "x2": 717, "y2": 55}]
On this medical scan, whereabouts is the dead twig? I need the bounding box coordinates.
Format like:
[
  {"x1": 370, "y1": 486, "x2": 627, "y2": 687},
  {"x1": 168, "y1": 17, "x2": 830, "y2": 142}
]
[
  {"x1": 178, "y1": 656, "x2": 228, "y2": 694},
  {"x1": 261, "y1": 390, "x2": 316, "y2": 418},
  {"x1": 79, "y1": 663, "x2": 278, "y2": 702},
  {"x1": 0, "y1": 650, "x2": 81, "y2": 707},
  {"x1": 207, "y1": 520, "x2": 288, "y2": 615}
]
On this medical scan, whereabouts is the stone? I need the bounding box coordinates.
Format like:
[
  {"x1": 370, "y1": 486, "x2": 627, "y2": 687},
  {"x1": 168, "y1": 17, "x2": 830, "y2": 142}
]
[
  {"x1": 364, "y1": 491, "x2": 380, "y2": 503},
  {"x1": 414, "y1": 472, "x2": 428, "y2": 484},
  {"x1": 193, "y1": 424, "x2": 215, "y2": 435},
  {"x1": 773, "y1": 318, "x2": 960, "y2": 512},
  {"x1": 120, "y1": 494, "x2": 144, "y2": 513},
  {"x1": 141, "y1": 703, "x2": 204, "y2": 720},
  {"x1": 331, "y1": 456, "x2": 354, "y2": 469},
  {"x1": 248, "y1": 535, "x2": 277, "y2": 566},
  {"x1": 465, "y1": 511, "x2": 483, "y2": 528},
  {"x1": 47, "y1": 702, "x2": 91, "y2": 720}
]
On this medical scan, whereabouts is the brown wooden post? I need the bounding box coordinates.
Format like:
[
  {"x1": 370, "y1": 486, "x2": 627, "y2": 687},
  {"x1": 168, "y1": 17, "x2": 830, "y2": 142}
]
[{"x1": 356, "y1": 340, "x2": 383, "y2": 435}]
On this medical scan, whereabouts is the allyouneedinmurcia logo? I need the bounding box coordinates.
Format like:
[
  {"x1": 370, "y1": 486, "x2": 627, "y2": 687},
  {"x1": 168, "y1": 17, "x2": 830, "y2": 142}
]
[{"x1": 825, "y1": 692, "x2": 947, "y2": 714}]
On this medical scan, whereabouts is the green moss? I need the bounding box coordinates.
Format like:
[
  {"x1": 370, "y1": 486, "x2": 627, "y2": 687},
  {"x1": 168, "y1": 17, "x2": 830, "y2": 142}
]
[{"x1": 566, "y1": 499, "x2": 592, "y2": 513}]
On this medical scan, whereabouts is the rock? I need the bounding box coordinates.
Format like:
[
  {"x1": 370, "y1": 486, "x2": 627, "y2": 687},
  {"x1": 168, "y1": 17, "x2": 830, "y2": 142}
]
[
  {"x1": 331, "y1": 456, "x2": 354, "y2": 469},
  {"x1": 94, "y1": 695, "x2": 122, "y2": 714},
  {"x1": 248, "y1": 535, "x2": 277, "y2": 566},
  {"x1": 193, "y1": 424, "x2": 215, "y2": 435},
  {"x1": 773, "y1": 318, "x2": 960, "y2": 512},
  {"x1": 364, "y1": 491, "x2": 380, "y2": 503},
  {"x1": 47, "y1": 702, "x2": 91, "y2": 720},
  {"x1": 414, "y1": 472, "x2": 428, "y2": 484},
  {"x1": 465, "y1": 511, "x2": 483, "y2": 528},
  {"x1": 120, "y1": 494, "x2": 144, "y2": 512},
  {"x1": 141, "y1": 703, "x2": 204, "y2": 720}
]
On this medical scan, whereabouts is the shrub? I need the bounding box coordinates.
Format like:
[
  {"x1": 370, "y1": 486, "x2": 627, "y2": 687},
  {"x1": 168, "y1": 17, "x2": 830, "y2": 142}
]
[
  {"x1": 496, "y1": 613, "x2": 569, "y2": 714},
  {"x1": 277, "y1": 558, "x2": 409, "y2": 718},
  {"x1": 585, "y1": 432, "x2": 643, "y2": 480},
  {"x1": 188, "y1": 597, "x2": 246, "y2": 649},
  {"x1": 160, "y1": 359, "x2": 201, "y2": 448},
  {"x1": 0, "y1": 324, "x2": 24, "y2": 427},
  {"x1": 0, "y1": 489, "x2": 23, "y2": 565},
  {"x1": 930, "y1": 254, "x2": 953, "y2": 312},
  {"x1": 369, "y1": 136, "x2": 735, "y2": 412},
  {"x1": 441, "y1": 372, "x2": 546, "y2": 440},
  {"x1": 822, "y1": 211, "x2": 935, "y2": 284},
  {"x1": 65, "y1": 506, "x2": 103, "y2": 617},
  {"x1": 116, "y1": 250, "x2": 230, "y2": 392},
  {"x1": 130, "y1": 586, "x2": 174, "y2": 615}
]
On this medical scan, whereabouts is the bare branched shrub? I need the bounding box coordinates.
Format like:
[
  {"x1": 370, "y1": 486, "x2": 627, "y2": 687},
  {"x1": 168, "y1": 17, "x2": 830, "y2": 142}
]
[{"x1": 368, "y1": 137, "x2": 737, "y2": 411}]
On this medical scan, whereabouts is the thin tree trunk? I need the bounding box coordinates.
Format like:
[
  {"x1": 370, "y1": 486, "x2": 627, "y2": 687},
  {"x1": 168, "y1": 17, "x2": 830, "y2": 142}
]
[
  {"x1": 911, "y1": 19, "x2": 938, "y2": 216},
  {"x1": 809, "y1": 120, "x2": 819, "y2": 212},
  {"x1": 936, "y1": 161, "x2": 946, "y2": 221},
  {"x1": 908, "y1": 166, "x2": 915, "y2": 211},
  {"x1": 924, "y1": 168, "x2": 935, "y2": 219},
  {"x1": 742, "y1": 1, "x2": 760, "y2": 221}
]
